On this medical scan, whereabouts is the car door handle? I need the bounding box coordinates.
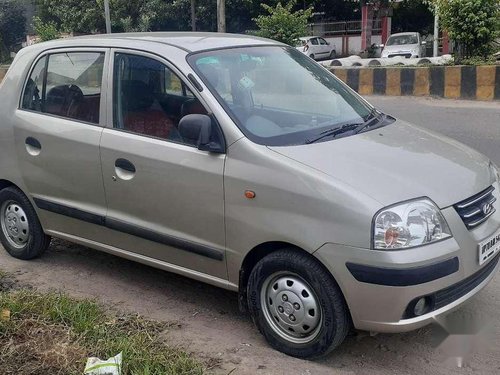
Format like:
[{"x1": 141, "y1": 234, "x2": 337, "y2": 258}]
[
  {"x1": 26, "y1": 137, "x2": 41, "y2": 149},
  {"x1": 115, "y1": 158, "x2": 136, "y2": 173},
  {"x1": 25, "y1": 137, "x2": 41, "y2": 155}
]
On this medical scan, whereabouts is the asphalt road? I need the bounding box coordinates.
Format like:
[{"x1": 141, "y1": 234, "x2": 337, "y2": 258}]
[
  {"x1": 0, "y1": 96, "x2": 499, "y2": 374},
  {"x1": 367, "y1": 96, "x2": 500, "y2": 165}
]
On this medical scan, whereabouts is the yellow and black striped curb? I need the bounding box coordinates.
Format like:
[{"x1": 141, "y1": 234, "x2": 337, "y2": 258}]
[{"x1": 329, "y1": 65, "x2": 500, "y2": 101}]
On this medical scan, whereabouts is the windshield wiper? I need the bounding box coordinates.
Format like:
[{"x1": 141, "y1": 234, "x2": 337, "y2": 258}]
[
  {"x1": 305, "y1": 109, "x2": 384, "y2": 144},
  {"x1": 305, "y1": 123, "x2": 359, "y2": 144},
  {"x1": 353, "y1": 109, "x2": 384, "y2": 134}
]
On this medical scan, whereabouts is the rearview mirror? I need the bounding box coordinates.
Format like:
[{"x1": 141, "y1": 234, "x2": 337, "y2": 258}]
[{"x1": 179, "y1": 114, "x2": 211, "y2": 148}]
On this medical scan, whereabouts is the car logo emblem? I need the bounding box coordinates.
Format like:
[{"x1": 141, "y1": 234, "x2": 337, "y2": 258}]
[{"x1": 482, "y1": 202, "x2": 493, "y2": 215}]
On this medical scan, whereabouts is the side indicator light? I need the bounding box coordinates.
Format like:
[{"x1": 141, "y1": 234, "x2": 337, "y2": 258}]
[{"x1": 245, "y1": 190, "x2": 256, "y2": 199}]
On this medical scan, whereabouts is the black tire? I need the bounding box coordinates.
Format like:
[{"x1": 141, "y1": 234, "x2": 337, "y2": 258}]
[
  {"x1": 0, "y1": 187, "x2": 50, "y2": 260},
  {"x1": 247, "y1": 249, "x2": 350, "y2": 358},
  {"x1": 329, "y1": 50, "x2": 336, "y2": 59}
]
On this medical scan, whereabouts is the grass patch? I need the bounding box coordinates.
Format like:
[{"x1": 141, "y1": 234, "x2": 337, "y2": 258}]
[{"x1": 0, "y1": 273, "x2": 203, "y2": 375}]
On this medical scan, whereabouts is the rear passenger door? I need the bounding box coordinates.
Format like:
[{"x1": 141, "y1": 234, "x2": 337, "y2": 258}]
[
  {"x1": 99, "y1": 50, "x2": 227, "y2": 280},
  {"x1": 15, "y1": 49, "x2": 109, "y2": 239}
]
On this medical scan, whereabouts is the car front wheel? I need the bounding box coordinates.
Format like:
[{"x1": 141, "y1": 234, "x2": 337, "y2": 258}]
[
  {"x1": 0, "y1": 187, "x2": 50, "y2": 260},
  {"x1": 247, "y1": 249, "x2": 350, "y2": 358}
]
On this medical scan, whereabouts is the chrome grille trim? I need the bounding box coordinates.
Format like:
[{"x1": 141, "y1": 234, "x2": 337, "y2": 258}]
[
  {"x1": 454, "y1": 186, "x2": 496, "y2": 229},
  {"x1": 456, "y1": 186, "x2": 495, "y2": 209}
]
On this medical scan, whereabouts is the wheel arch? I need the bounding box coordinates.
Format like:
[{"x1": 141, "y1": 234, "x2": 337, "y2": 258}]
[
  {"x1": 238, "y1": 241, "x2": 338, "y2": 313},
  {"x1": 0, "y1": 179, "x2": 15, "y2": 192}
]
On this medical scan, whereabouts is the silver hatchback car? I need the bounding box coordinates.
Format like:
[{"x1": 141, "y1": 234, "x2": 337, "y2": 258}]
[{"x1": 0, "y1": 33, "x2": 499, "y2": 358}]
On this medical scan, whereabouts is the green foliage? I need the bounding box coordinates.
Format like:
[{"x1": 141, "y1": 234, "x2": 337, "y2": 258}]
[
  {"x1": 32, "y1": 16, "x2": 60, "y2": 42},
  {"x1": 0, "y1": 0, "x2": 26, "y2": 61},
  {"x1": 0, "y1": 288, "x2": 203, "y2": 374},
  {"x1": 254, "y1": 0, "x2": 313, "y2": 45},
  {"x1": 431, "y1": 0, "x2": 500, "y2": 60},
  {"x1": 460, "y1": 55, "x2": 497, "y2": 65}
]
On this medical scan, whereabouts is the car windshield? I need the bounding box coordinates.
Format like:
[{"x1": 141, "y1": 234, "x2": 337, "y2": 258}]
[
  {"x1": 188, "y1": 46, "x2": 373, "y2": 146},
  {"x1": 386, "y1": 34, "x2": 418, "y2": 46}
]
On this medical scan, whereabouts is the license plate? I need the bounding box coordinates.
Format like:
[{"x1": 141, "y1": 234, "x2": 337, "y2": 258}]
[{"x1": 479, "y1": 229, "x2": 500, "y2": 265}]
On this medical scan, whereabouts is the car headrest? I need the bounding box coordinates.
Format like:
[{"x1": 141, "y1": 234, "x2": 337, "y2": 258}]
[{"x1": 121, "y1": 80, "x2": 155, "y2": 112}]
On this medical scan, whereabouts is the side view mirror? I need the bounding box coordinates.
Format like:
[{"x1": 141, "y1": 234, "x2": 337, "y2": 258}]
[{"x1": 179, "y1": 114, "x2": 224, "y2": 153}]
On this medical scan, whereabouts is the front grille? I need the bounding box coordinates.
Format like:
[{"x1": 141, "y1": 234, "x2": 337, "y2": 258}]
[
  {"x1": 403, "y1": 253, "x2": 500, "y2": 318},
  {"x1": 454, "y1": 186, "x2": 496, "y2": 229},
  {"x1": 434, "y1": 252, "x2": 500, "y2": 310},
  {"x1": 388, "y1": 53, "x2": 412, "y2": 58}
]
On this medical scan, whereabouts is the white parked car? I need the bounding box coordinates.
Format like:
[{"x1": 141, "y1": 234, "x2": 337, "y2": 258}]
[
  {"x1": 381, "y1": 32, "x2": 426, "y2": 58},
  {"x1": 296, "y1": 36, "x2": 336, "y2": 60}
]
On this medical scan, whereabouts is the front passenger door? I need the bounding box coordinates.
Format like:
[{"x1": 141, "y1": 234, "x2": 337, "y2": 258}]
[{"x1": 99, "y1": 51, "x2": 227, "y2": 280}]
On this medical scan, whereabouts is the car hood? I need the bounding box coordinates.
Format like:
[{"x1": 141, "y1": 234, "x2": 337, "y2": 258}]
[
  {"x1": 268, "y1": 120, "x2": 493, "y2": 208},
  {"x1": 383, "y1": 44, "x2": 418, "y2": 53}
]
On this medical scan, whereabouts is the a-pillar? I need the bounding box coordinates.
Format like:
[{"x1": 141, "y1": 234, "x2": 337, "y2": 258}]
[{"x1": 361, "y1": 2, "x2": 374, "y2": 51}]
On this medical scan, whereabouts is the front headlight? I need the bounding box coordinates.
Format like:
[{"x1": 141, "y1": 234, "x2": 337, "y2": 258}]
[{"x1": 373, "y1": 198, "x2": 452, "y2": 250}]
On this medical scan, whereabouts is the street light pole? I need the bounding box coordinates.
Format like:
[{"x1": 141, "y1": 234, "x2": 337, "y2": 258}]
[
  {"x1": 433, "y1": 9, "x2": 439, "y2": 57},
  {"x1": 104, "y1": 0, "x2": 112, "y2": 34},
  {"x1": 217, "y1": 0, "x2": 226, "y2": 33}
]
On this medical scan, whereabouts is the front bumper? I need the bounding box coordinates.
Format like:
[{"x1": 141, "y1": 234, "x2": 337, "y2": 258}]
[{"x1": 313, "y1": 195, "x2": 500, "y2": 333}]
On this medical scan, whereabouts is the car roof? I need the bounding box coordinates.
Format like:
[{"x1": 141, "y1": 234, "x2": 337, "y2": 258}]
[
  {"x1": 389, "y1": 32, "x2": 418, "y2": 37},
  {"x1": 33, "y1": 32, "x2": 283, "y2": 53},
  {"x1": 300, "y1": 36, "x2": 319, "y2": 40}
]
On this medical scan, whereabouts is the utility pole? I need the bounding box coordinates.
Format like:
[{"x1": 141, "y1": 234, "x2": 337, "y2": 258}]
[
  {"x1": 217, "y1": 0, "x2": 226, "y2": 33},
  {"x1": 104, "y1": 0, "x2": 111, "y2": 34},
  {"x1": 433, "y1": 11, "x2": 439, "y2": 57},
  {"x1": 191, "y1": 0, "x2": 196, "y2": 31}
]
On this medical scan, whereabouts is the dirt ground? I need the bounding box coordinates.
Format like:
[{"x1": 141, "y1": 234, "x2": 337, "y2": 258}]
[{"x1": 1, "y1": 239, "x2": 499, "y2": 375}]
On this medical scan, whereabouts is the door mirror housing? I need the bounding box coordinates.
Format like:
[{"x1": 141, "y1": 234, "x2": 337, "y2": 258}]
[{"x1": 179, "y1": 114, "x2": 224, "y2": 153}]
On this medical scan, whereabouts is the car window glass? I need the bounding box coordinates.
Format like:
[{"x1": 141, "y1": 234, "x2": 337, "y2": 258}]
[
  {"x1": 22, "y1": 56, "x2": 46, "y2": 111},
  {"x1": 44, "y1": 52, "x2": 104, "y2": 124},
  {"x1": 319, "y1": 38, "x2": 327, "y2": 45},
  {"x1": 386, "y1": 35, "x2": 418, "y2": 45},
  {"x1": 310, "y1": 38, "x2": 319, "y2": 45},
  {"x1": 113, "y1": 53, "x2": 207, "y2": 144},
  {"x1": 190, "y1": 47, "x2": 372, "y2": 146}
]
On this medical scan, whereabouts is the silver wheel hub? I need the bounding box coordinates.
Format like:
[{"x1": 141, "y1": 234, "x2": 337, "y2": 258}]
[
  {"x1": 261, "y1": 273, "x2": 322, "y2": 344},
  {"x1": 1, "y1": 201, "x2": 30, "y2": 249}
]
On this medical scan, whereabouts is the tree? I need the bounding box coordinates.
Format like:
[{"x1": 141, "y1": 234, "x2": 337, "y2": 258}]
[
  {"x1": 254, "y1": 0, "x2": 313, "y2": 45},
  {"x1": 0, "y1": 0, "x2": 26, "y2": 60},
  {"x1": 392, "y1": 0, "x2": 434, "y2": 36},
  {"x1": 32, "y1": 16, "x2": 60, "y2": 42},
  {"x1": 431, "y1": 0, "x2": 499, "y2": 60}
]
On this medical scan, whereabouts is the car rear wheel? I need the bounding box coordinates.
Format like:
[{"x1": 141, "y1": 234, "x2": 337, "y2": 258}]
[
  {"x1": 330, "y1": 50, "x2": 336, "y2": 59},
  {"x1": 0, "y1": 187, "x2": 50, "y2": 260},
  {"x1": 247, "y1": 249, "x2": 350, "y2": 358}
]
